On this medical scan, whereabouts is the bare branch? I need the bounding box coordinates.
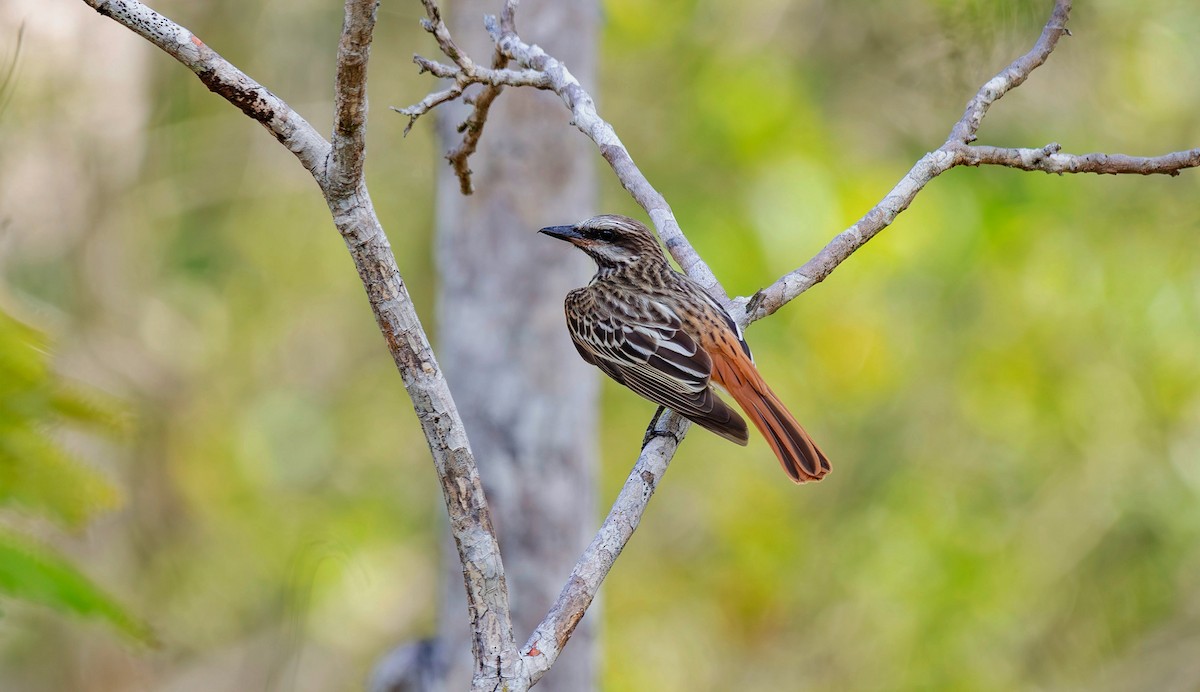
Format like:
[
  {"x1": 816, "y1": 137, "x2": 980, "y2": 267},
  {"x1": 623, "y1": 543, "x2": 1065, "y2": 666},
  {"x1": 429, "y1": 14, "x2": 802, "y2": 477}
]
[
  {"x1": 82, "y1": 0, "x2": 328, "y2": 178},
  {"x1": 400, "y1": 2, "x2": 725, "y2": 301},
  {"x1": 328, "y1": 0, "x2": 378, "y2": 194},
  {"x1": 395, "y1": 79, "x2": 466, "y2": 134},
  {"x1": 81, "y1": 2, "x2": 523, "y2": 689},
  {"x1": 521, "y1": 411, "x2": 691, "y2": 685},
  {"x1": 958, "y1": 143, "x2": 1200, "y2": 176},
  {"x1": 748, "y1": 1, "x2": 1076, "y2": 320},
  {"x1": 417, "y1": 0, "x2": 472, "y2": 68},
  {"x1": 946, "y1": 0, "x2": 1073, "y2": 145},
  {"x1": 391, "y1": 60, "x2": 550, "y2": 136},
  {"x1": 487, "y1": 19, "x2": 727, "y2": 300},
  {"x1": 414, "y1": 54, "x2": 461, "y2": 78},
  {"x1": 445, "y1": 80, "x2": 504, "y2": 195},
  {"x1": 744, "y1": 0, "x2": 1189, "y2": 322},
  {"x1": 743, "y1": 148, "x2": 957, "y2": 321},
  {"x1": 397, "y1": 0, "x2": 541, "y2": 194},
  {"x1": 394, "y1": 2, "x2": 549, "y2": 143},
  {"x1": 444, "y1": 0, "x2": 521, "y2": 194}
]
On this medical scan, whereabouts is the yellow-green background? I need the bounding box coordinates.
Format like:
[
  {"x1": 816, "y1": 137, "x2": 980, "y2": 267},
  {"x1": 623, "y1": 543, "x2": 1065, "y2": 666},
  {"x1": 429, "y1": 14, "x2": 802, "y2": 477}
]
[{"x1": 2, "y1": 0, "x2": 1199, "y2": 689}]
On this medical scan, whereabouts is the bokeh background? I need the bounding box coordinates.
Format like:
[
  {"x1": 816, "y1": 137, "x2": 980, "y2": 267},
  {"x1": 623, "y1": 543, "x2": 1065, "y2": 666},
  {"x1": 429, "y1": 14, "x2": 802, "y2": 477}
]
[{"x1": 3, "y1": 0, "x2": 1200, "y2": 690}]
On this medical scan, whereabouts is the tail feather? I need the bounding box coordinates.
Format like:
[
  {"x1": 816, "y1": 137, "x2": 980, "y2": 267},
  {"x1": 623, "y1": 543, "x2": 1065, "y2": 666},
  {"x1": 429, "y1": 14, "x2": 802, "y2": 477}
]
[
  {"x1": 748, "y1": 383, "x2": 830, "y2": 483},
  {"x1": 712, "y1": 352, "x2": 830, "y2": 483}
]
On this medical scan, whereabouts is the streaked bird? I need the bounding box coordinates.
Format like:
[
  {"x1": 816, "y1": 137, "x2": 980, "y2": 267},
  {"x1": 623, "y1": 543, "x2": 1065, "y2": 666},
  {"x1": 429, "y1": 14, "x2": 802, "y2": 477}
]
[{"x1": 540, "y1": 214, "x2": 830, "y2": 483}]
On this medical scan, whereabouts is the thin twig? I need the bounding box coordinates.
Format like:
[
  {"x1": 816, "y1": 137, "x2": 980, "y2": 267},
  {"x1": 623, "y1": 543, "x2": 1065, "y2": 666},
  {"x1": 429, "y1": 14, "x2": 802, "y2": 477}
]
[
  {"x1": 391, "y1": 61, "x2": 551, "y2": 135},
  {"x1": 444, "y1": 0, "x2": 521, "y2": 194},
  {"x1": 394, "y1": 79, "x2": 466, "y2": 134},
  {"x1": 400, "y1": 2, "x2": 725, "y2": 301},
  {"x1": 445, "y1": 82, "x2": 503, "y2": 194},
  {"x1": 394, "y1": 4, "x2": 550, "y2": 142}
]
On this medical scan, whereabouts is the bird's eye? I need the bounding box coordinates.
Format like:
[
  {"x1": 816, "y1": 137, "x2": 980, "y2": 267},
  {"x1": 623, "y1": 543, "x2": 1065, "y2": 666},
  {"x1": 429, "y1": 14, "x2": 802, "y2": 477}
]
[{"x1": 595, "y1": 228, "x2": 616, "y2": 242}]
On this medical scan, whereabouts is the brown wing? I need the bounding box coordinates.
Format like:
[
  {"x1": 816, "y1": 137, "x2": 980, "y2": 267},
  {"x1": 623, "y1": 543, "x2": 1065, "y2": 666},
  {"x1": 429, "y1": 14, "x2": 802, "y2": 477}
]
[{"x1": 565, "y1": 290, "x2": 748, "y2": 445}]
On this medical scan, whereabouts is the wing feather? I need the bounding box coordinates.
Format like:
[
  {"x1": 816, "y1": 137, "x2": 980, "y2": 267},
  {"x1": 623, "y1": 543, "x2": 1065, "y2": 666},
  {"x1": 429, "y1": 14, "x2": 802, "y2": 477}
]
[{"x1": 565, "y1": 289, "x2": 748, "y2": 444}]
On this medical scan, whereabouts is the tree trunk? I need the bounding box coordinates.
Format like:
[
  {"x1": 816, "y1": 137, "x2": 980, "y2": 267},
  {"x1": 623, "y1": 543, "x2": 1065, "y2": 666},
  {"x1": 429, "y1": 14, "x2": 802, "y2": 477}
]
[{"x1": 432, "y1": 2, "x2": 599, "y2": 690}]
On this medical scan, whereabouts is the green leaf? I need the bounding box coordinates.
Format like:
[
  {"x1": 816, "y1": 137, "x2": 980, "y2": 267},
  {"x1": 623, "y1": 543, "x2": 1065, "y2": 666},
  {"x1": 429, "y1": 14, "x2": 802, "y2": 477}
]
[
  {"x1": 0, "y1": 531, "x2": 153, "y2": 643},
  {"x1": 0, "y1": 427, "x2": 121, "y2": 527},
  {"x1": 0, "y1": 309, "x2": 140, "y2": 641},
  {"x1": 0, "y1": 310, "x2": 125, "y2": 525}
]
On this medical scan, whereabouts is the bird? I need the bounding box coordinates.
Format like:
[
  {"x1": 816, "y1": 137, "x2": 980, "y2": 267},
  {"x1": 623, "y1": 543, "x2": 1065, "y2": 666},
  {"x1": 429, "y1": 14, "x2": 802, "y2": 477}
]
[{"x1": 540, "y1": 214, "x2": 830, "y2": 483}]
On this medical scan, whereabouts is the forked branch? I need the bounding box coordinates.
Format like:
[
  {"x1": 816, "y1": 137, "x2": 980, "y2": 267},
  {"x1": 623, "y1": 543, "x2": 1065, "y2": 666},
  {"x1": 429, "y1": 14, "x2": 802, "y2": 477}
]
[
  {"x1": 398, "y1": 0, "x2": 1200, "y2": 683},
  {"x1": 81, "y1": 1, "x2": 521, "y2": 689}
]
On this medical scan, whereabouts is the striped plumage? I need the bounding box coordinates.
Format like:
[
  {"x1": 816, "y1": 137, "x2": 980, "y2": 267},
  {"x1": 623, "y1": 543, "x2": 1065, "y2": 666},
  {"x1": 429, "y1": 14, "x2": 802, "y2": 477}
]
[{"x1": 540, "y1": 214, "x2": 830, "y2": 483}]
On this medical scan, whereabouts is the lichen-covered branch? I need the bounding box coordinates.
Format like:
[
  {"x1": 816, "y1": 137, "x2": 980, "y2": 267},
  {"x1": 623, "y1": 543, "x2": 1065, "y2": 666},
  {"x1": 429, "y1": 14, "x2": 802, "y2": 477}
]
[
  {"x1": 393, "y1": 47, "x2": 549, "y2": 134},
  {"x1": 392, "y1": 0, "x2": 546, "y2": 144},
  {"x1": 79, "y1": 1, "x2": 522, "y2": 689}
]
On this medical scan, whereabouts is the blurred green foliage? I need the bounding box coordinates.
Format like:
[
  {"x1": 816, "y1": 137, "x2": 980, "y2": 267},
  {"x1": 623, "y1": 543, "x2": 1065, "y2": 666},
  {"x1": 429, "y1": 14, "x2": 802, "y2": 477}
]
[
  {"x1": 0, "y1": 312, "x2": 121, "y2": 525},
  {"x1": 0, "y1": 533, "x2": 149, "y2": 643},
  {"x1": 2, "y1": 0, "x2": 1199, "y2": 690},
  {"x1": 0, "y1": 310, "x2": 147, "y2": 641}
]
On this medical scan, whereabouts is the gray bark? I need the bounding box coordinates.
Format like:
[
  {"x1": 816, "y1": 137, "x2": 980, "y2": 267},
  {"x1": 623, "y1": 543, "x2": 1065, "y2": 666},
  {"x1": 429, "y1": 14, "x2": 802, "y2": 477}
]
[{"x1": 434, "y1": 2, "x2": 599, "y2": 690}]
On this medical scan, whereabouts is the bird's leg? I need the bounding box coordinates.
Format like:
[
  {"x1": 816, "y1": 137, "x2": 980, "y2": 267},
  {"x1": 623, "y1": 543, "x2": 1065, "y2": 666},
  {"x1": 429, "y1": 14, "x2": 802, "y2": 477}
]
[{"x1": 641, "y1": 405, "x2": 677, "y2": 448}]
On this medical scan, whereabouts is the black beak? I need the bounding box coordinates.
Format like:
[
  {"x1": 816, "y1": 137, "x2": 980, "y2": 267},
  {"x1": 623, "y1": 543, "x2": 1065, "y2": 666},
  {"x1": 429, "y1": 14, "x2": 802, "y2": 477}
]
[{"x1": 539, "y1": 224, "x2": 583, "y2": 242}]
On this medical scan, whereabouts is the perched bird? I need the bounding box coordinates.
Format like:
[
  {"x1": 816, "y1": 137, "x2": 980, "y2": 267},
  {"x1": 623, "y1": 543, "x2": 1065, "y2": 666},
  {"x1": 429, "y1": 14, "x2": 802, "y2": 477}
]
[{"x1": 540, "y1": 214, "x2": 830, "y2": 483}]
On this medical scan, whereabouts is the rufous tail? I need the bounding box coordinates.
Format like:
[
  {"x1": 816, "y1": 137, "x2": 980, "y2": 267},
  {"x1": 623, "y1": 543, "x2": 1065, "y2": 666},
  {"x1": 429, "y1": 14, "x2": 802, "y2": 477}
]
[{"x1": 712, "y1": 353, "x2": 830, "y2": 483}]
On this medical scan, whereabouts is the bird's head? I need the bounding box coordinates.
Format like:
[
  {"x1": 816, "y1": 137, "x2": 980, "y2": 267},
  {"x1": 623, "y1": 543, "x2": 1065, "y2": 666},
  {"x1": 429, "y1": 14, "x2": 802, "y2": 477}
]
[{"x1": 539, "y1": 214, "x2": 666, "y2": 270}]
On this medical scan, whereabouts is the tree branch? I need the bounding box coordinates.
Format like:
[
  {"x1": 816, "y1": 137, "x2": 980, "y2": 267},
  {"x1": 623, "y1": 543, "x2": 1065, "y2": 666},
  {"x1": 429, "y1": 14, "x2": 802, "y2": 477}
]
[
  {"x1": 399, "y1": 0, "x2": 1200, "y2": 677},
  {"x1": 744, "y1": 0, "x2": 1198, "y2": 321},
  {"x1": 444, "y1": 0, "x2": 520, "y2": 194},
  {"x1": 958, "y1": 143, "x2": 1200, "y2": 176},
  {"x1": 401, "y1": 0, "x2": 726, "y2": 301},
  {"x1": 80, "y1": 1, "x2": 523, "y2": 689},
  {"x1": 946, "y1": 0, "x2": 1073, "y2": 146},
  {"x1": 744, "y1": 0, "x2": 1075, "y2": 320},
  {"x1": 742, "y1": 146, "x2": 957, "y2": 321},
  {"x1": 328, "y1": 0, "x2": 377, "y2": 194},
  {"x1": 393, "y1": 0, "x2": 540, "y2": 195},
  {"x1": 83, "y1": 0, "x2": 328, "y2": 178},
  {"x1": 521, "y1": 411, "x2": 690, "y2": 685}
]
